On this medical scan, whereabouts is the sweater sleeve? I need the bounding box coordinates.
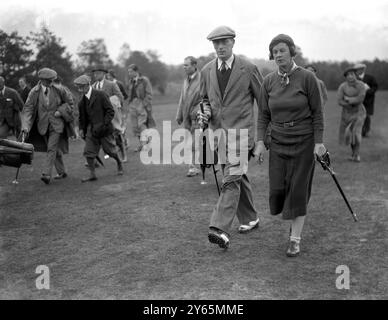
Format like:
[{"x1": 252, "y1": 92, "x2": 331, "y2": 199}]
[
  {"x1": 257, "y1": 78, "x2": 271, "y2": 141},
  {"x1": 346, "y1": 82, "x2": 366, "y2": 105},
  {"x1": 306, "y1": 72, "x2": 324, "y2": 143}
]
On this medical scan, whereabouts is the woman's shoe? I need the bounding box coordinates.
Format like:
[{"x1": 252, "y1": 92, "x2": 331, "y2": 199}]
[{"x1": 286, "y1": 240, "x2": 300, "y2": 257}]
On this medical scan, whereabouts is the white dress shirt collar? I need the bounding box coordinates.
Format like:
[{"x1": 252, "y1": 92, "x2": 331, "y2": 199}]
[
  {"x1": 85, "y1": 86, "x2": 92, "y2": 99},
  {"x1": 97, "y1": 79, "x2": 104, "y2": 89},
  {"x1": 217, "y1": 54, "x2": 234, "y2": 71}
]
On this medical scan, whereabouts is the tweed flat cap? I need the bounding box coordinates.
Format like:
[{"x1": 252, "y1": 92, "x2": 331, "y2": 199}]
[
  {"x1": 91, "y1": 65, "x2": 108, "y2": 73},
  {"x1": 38, "y1": 68, "x2": 57, "y2": 80},
  {"x1": 207, "y1": 26, "x2": 236, "y2": 41},
  {"x1": 353, "y1": 63, "x2": 366, "y2": 70},
  {"x1": 74, "y1": 75, "x2": 91, "y2": 85}
]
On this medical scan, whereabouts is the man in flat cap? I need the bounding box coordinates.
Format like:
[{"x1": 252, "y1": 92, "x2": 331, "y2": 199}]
[
  {"x1": 74, "y1": 75, "x2": 123, "y2": 182},
  {"x1": 353, "y1": 63, "x2": 378, "y2": 137},
  {"x1": 21, "y1": 68, "x2": 75, "y2": 184},
  {"x1": 0, "y1": 76, "x2": 24, "y2": 139},
  {"x1": 198, "y1": 26, "x2": 263, "y2": 249}
]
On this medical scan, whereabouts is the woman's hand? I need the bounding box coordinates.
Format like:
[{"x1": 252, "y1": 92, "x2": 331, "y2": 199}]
[
  {"x1": 253, "y1": 140, "x2": 266, "y2": 164},
  {"x1": 314, "y1": 143, "x2": 326, "y2": 157}
]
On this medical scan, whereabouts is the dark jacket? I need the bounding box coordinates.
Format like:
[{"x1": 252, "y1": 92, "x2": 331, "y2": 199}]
[
  {"x1": 18, "y1": 86, "x2": 31, "y2": 103},
  {"x1": 0, "y1": 86, "x2": 24, "y2": 132},
  {"x1": 116, "y1": 80, "x2": 128, "y2": 100},
  {"x1": 78, "y1": 89, "x2": 115, "y2": 138},
  {"x1": 361, "y1": 74, "x2": 378, "y2": 115}
]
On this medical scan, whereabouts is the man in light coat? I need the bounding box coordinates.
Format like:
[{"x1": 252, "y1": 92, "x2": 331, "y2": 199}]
[
  {"x1": 176, "y1": 56, "x2": 202, "y2": 177},
  {"x1": 127, "y1": 64, "x2": 156, "y2": 152},
  {"x1": 21, "y1": 68, "x2": 74, "y2": 184},
  {"x1": 198, "y1": 26, "x2": 263, "y2": 249}
]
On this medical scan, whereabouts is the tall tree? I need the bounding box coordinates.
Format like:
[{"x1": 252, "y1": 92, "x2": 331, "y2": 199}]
[
  {"x1": 29, "y1": 24, "x2": 74, "y2": 86},
  {"x1": 76, "y1": 38, "x2": 113, "y2": 72},
  {"x1": 0, "y1": 29, "x2": 33, "y2": 88}
]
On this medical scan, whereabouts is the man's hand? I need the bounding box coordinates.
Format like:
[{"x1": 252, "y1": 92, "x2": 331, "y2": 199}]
[
  {"x1": 314, "y1": 143, "x2": 326, "y2": 157},
  {"x1": 54, "y1": 111, "x2": 61, "y2": 118},
  {"x1": 176, "y1": 117, "x2": 182, "y2": 125},
  {"x1": 196, "y1": 109, "x2": 210, "y2": 126},
  {"x1": 253, "y1": 140, "x2": 266, "y2": 165}
]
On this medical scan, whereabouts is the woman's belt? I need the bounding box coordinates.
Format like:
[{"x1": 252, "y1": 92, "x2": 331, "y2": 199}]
[{"x1": 271, "y1": 117, "x2": 312, "y2": 128}]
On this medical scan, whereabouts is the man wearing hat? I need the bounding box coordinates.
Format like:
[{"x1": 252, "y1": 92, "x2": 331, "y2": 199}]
[
  {"x1": 198, "y1": 26, "x2": 263, "y2": 249},
  {"x1": 21, "y1": 67, "x2": 75, "y2": 184},
  {"x1": 353, "y1": 63, "x2": 378, "y2": 137},
  {"x1": 92, "y1": 66, "x2": 124, "y2": 105},
  {"x1": 74, "y1": 75, "x2": 123, "y2": 182}
]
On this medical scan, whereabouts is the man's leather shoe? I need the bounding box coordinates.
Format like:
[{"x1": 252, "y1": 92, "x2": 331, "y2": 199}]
[
  {"x1": 208, "y1": 230, "x2": 230, "y2": 249},
  {"x1": 81, "y1": 176, "x2": 98, "y2": 183},
  {"x1": 238, "y1": 218, "x2": 260, "y2": 233},
  {"x1": 286, "y1": 240, "x2": 300, "y2": 257},
  {"x1": 54, "y1": 173, "x2": 68, "y2": 180},
  {"x1": 40, "y1": 175, "x2": 51, "y2": 185}
]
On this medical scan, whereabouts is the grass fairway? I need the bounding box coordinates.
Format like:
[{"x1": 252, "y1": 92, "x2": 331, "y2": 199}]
[{"x1": 1, "y1": 91, "x2": 387, "y2": 299}]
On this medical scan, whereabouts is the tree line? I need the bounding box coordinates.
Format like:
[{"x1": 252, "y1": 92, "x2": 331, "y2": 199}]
[{"x1": 1, "y1": 25, "x2": 387, "y2": 94}]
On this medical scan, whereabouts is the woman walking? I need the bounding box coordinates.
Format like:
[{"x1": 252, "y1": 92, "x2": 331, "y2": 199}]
[
  {"x1": 337, "y1": 67, "x2": 366, "y2": 162},
  {"x1": 254, "y1": 34, "x2": 326, "y2": 257}
]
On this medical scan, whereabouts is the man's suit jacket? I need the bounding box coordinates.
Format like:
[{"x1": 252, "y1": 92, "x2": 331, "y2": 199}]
[
  {"x1": 200, "y1": 55, "x2": 263, "y2": 150},
  {"x1": 115, "y1": 79, "x2": 128, "y2": 100},
  {"x1": 93, "y1": 79, "x2": 124, "y2": 106},
  {"x1": 127, "y1": 75, "x2": 153, "y2": 110},
  {"x1": 19, "y1": 86, "x2": 31, "y2": 103},
  {"x1": 78, "y1": 89, "x2": 115, "y2": 137},
  {"x1": 176, "y1": 71, "x2": 201, "y2": 131},
  {"x1": 0, "y1": 86, "x2": 24, "y2": 129},
  {"x1": 361, "y1": 74, "x2": 378, "y2": 115},
  {"x1": 22, "y1": 84, "x2": 73, "y2": 135}
]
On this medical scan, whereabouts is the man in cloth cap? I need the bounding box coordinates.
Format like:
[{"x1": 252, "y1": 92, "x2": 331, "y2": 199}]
[
  {"x1": 197, "y1": 26, "x2": 263, "y2": 249},
  {"x1": 21, "y1": 67, "x2": 75, "y2": 184},
  {"x1": 74, "y1": 75, "x2": 123, "y2": 182},
  {"x1": 353, "y1": 63, "x2": 378, "y2": 137}
]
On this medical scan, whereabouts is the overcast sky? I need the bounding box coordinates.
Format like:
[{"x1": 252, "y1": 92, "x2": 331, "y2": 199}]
[{"x1": 1, "y1": 0, "x2": 388, "y2": 65}]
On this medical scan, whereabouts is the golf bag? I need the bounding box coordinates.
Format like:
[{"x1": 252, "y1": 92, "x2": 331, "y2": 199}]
[{"x1": 0, "y1": 138, "x2": 34, "y2": 168}]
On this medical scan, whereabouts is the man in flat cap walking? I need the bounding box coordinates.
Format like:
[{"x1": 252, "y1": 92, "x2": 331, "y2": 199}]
[
  {"x1": 21, "y1": 68, "x2": 75, "y2": 184},
  {"x1": 74, "y1": 75, "x2": 123, "y2": 182},
  {"x1": 198, "y1": 26, "x2": 263, "y2": 249}
]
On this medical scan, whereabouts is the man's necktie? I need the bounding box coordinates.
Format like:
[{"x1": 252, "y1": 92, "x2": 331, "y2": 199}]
[
  {"x1": 44, "y1": 87, "x2": 49, "y2": 96},
  {"x1": 220, "y1": 61, "x2": 227, "y2": 74}
]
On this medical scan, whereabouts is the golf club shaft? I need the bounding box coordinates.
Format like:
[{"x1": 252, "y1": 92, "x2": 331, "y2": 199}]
[
  {"x1": 331, "y1": 173, "x2": 358, "y2": 222},
  {"x1": 212, "y1": 164, "x2": 220, "y2": 195}
]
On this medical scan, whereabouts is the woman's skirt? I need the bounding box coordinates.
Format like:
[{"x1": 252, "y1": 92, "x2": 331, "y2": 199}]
[
  {"x1": 338, "y1": 105, "x2": 366, "y2": 146},
  {"x1": 268, "y1": 130, "x2": 315, "y2": 220}
]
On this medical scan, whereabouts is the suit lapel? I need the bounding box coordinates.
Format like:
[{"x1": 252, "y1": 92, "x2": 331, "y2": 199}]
[
  {"x1": 209, "y1": 60, "x2": 222, "y2": 101},
  {"x1": 223, "y1": 56, "x2": 244, "y2": 101},
  {"x1": 89, "y1": 89, "x2": 97, "y2": 107}
]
